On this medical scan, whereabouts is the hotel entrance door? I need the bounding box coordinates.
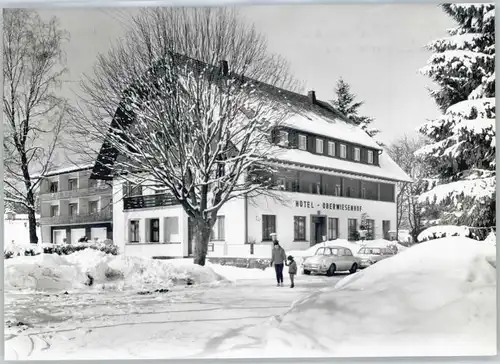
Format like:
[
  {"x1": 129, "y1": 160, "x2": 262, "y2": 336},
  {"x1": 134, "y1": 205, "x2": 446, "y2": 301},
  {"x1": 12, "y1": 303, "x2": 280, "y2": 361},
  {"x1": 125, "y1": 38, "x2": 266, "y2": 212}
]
[{"x1": 310, "y1": 215, "x2": 327, "y2": 247}]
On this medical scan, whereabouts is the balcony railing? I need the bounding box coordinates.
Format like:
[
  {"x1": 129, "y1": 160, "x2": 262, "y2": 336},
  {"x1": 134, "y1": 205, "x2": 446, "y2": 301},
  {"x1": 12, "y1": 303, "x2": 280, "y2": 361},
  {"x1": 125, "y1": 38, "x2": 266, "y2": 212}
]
[
  {"x1": 39, "y1": 210, "x2": 112, "y2": 226},
  {"x1": 124, "y1": 193, "x2": 180, "y2": 210},
  {"x1": 39, "y1": 185, "x2": 112, "y2": 201}
]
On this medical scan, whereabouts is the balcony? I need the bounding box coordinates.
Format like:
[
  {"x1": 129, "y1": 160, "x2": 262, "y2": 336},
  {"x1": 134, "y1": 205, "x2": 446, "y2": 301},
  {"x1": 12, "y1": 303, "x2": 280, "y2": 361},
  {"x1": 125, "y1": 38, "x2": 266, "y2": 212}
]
[
  {"x1": 124, "y1": 194, "x2": 180, "y2": 210},
  {"x1": 39, "y1": 209, "x2": 112, "y2": 226},
  {"x1": 39, "y1": 185, "x2": 112, "y2": 201}
]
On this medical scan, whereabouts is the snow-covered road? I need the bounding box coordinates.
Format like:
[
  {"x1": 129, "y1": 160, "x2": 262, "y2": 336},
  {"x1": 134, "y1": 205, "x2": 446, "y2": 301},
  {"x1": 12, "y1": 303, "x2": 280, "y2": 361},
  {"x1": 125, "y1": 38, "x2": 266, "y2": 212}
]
[{"x1": 5, "y1": 275, "x2": 342, "y2": 360}]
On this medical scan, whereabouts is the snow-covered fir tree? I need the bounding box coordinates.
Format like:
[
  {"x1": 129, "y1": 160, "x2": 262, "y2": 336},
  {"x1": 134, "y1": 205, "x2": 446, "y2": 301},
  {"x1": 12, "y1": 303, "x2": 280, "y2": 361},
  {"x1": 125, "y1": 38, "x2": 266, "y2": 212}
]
[
  {"x1": 330, "y1": 78, "x2": 383, "y2": 145},
  {"x1": 416, "y1": 3, "x2": 495, "y2": 238}
]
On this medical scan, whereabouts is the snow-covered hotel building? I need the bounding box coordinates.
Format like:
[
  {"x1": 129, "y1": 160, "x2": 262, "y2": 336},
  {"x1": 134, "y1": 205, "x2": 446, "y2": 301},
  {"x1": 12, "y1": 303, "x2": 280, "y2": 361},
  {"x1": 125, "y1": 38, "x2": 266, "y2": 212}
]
[
  {"x1": 38, "y1": 165, "x2": 113, "y2": 244},
  {"x1": 91, "y1": 68, "x2": 411, "y2": 259}
]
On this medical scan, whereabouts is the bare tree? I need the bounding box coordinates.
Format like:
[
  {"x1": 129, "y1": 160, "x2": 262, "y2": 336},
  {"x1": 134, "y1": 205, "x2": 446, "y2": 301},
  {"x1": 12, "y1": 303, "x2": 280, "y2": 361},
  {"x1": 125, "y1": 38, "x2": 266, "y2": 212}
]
[
  {"x1": 387, "y1": 136, "x2": 428, "y2": 243},
  {"x1": 3, "y1": 9, "x2": 68, "y2": 244},
  {"x1": 68, "y1": 8, "x2": 301, "y2": 265}
]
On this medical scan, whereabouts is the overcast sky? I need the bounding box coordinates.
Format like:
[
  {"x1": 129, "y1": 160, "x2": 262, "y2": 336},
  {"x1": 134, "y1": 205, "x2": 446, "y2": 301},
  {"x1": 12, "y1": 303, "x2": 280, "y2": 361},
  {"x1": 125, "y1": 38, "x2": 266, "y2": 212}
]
[{"x1": 38, "y1": 4, "x2": 454, "y2": 146}]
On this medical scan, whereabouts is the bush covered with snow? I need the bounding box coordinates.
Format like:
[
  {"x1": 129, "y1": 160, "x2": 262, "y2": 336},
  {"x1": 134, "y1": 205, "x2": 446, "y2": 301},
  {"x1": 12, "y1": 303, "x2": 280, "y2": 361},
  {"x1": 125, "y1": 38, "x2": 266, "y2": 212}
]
[
  {"x1": 4, "y1": 242, "x2": 119, "y2": 260},
  {"x1": 417, "y1": 225, "x2": 471, "y2": 242},
  {"x1": 257, "y1": 237, "x2": 496, "y2": 357},
  {"x1": 4, "y1": 249, "x2": 227, "y2": 292}
]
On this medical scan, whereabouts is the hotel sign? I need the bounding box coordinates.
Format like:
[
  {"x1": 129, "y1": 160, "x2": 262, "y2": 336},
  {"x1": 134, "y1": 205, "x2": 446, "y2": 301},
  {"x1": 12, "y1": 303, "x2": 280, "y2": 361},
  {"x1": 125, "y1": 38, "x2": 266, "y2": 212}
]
[{"x1": 294, "y1": 200, "x2": 362, "y2": 212}]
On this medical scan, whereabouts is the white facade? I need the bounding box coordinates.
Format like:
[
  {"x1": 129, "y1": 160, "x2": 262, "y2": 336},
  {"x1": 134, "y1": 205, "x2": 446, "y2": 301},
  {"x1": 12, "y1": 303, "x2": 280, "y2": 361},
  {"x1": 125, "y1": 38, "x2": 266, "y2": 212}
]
[{"x1": 112, "y1": 172, "x2": 397, "y2": 260}]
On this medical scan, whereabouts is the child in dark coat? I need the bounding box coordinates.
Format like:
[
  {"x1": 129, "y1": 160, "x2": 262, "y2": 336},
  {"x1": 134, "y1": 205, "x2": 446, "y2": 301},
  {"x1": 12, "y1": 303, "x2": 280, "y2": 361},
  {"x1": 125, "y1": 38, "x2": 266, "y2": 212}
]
[{"x1": 286, "y1": 255, "x2": 297, "y2": 288}]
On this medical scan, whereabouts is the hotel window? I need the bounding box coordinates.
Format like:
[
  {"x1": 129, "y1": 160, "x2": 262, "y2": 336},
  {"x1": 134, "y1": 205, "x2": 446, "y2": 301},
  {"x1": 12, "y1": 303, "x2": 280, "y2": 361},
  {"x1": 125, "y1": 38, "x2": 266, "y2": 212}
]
[
  {"x1": 149, "y1": 218, "x2": 160, "y2": 242},
  {"x1": 49, "y1": 181, "x2": 58, "y2": 193},
  {"x1": 361, "y1": 188, "x2": 366, "y2": 199},
  {"x1": 68, "y1": 178, "x2": 78, "y2": 191},
  {"x1": 279, "y1": 131, "x2": 289, "y2": 146},
  {"x1": 89, "y1": 200, "x2": 98, "y2": 214},
  {"x1": 262, "y1": 215, "x2": 276, "y2": 241},
  {"x1": 316, "y1": 138, "x2": 324, "y2": 154},
  {"x1": 315, "y1": 182, "x2": 321, "y2": 195},
  {"x1": 328, "y1": 141, "x2": 335, "y2": 156},
  {"x1": 69, "y1": 203, "x2": 78, "y2": 217},
  {"x1": 335, "y1": 184, "x2": 341, "y2": 196},
  {"x1": 328, "y1": 218, "x2": 339, "y2": 240},
  {"x1": 298, "y1": 135, "x2": 307, "y2": 150},
  {"x1": 129, "y1": 220, "x2": 140, "y2": 243},
  {"x1": 383, "y1": 220, "x2": 391, "y2": 240},
  {"x1": 367, "y1": 150, "x2": 374, "y2": 164},
  {"x1": 340, "y1": 144, "x2": 347, "y2": 158},
  {"x1": 346, "y1": 186, "x2": 355, "y2": 198},
  {"x1": 50, "y1": 205, "x2": 59, "y2": 217},
  {"x1": 366, "y1": 219, "x2": 375, "y2": 240},
  {"x1": 294, "y1": 216, "x2": 306, "y2": 241},
  {"x1": 348, "y1": 218, "x2": 358, "y2": 241},
  {"x1": 211, "y1": 216, "x2": 226, "y2": 241},
  {"x1": 354, "y1": 147, "x2": 361, "y2": 161}
]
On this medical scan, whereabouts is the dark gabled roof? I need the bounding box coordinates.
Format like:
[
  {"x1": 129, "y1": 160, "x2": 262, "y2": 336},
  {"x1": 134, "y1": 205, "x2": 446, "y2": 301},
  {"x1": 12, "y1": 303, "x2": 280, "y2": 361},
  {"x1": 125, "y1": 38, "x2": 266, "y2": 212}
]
[{"x1": 90, "y1": 53, "x2": 353, "y2": 180}]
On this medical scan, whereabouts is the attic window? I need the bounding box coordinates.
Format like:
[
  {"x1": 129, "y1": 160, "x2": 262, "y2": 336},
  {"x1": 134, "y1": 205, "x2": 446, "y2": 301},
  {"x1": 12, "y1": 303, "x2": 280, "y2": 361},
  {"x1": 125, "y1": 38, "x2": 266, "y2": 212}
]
[
  {"x1": 368, "y1": 150, "x2": 374, "y2": 164},
  {"x1": 354, "y1": 147, "x2": 360, "y2": 162},
  {"x1": 340, "y1": 144, "x2": 347, "y2": 159},
  {"x1": 298, "y1": 135, "x2": 307, "y2": 150},
  {"x1": 315, "y1": 139, "x2": 324, "y2": 154},
  {"x1": 328, "y1": 141, "x2": 335, "y2": 156},
  {"x1": 279, "y1": 131, "x2": 289, "y2": 146}
]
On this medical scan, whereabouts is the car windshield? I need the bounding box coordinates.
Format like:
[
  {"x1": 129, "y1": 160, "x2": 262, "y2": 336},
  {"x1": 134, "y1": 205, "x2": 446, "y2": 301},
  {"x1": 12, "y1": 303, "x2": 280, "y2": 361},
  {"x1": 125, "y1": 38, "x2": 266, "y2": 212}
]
[{"x1": 327, "y1": 248, "x2": 339, "y2": 256}]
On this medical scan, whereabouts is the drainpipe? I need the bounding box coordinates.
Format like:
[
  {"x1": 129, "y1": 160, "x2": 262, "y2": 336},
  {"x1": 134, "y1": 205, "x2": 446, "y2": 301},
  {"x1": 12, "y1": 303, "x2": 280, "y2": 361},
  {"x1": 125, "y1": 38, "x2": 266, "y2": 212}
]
[{"x1": 244, "y1": 193, "x2": 250, "y2": 253}]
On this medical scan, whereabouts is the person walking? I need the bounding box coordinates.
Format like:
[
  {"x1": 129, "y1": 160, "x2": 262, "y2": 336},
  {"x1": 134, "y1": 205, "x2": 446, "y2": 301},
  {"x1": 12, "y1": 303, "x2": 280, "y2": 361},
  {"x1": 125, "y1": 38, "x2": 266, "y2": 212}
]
[
  {"x1": 270, "y1": 241, "x2": 286, "y2": 287},
  {"x1": 286, "y1": 255, "x2": 297, "y2": 288}
]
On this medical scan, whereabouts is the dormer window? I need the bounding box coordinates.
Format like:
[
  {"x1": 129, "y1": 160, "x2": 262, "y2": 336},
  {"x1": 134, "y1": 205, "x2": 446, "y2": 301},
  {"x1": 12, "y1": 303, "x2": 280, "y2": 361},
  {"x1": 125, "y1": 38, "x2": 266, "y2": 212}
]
[
  {"x1": 368, "y1": 150, "x2": 374, "y2": 164},
  {"x1": 279, "y1": 131, "x2": 289, "y2": 146},
  {"x1": 315, "y1": 139, "x2": 324, "y2": 154},
  {"x1": 298, "y1": 135, "x2": 307, "y2": 150},
  {"x1": 340, "y1": 144, "x2": 347, "y2": 159},
  {"x1": 354, "y1": 147, "x2": 360, "y2": 162},
  {"x1": 328, "y1": 141, "x2": 335, "y2": 156}
]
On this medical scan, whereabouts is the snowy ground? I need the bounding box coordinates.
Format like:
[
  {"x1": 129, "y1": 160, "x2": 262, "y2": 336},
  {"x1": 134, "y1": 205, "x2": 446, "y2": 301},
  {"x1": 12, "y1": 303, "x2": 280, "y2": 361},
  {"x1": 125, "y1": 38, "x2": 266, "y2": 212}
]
[
  {"x1": 5, "y1": 271, "x2": 340, "y2": 360},
  {"x1": 4, "y1": 237, "x2": 496, "y2": 359}
]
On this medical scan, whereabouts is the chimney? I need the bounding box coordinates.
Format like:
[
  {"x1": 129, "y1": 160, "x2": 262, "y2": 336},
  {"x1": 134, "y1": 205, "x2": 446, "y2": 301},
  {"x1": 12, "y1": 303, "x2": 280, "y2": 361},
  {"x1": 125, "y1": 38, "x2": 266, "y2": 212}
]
[
  {"x1": 220, "y1": 60, "x2": 229, "y2": 76},
  {"x1": 308, "y1": 90, "x2": 317, "y2": 104}
]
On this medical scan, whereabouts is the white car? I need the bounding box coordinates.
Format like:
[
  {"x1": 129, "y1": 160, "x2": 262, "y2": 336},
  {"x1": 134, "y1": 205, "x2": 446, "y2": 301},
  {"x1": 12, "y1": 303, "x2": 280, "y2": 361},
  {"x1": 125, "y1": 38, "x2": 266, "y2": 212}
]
[{"x1": 302, "y1": 246, "x2": 360, "y2": 276}]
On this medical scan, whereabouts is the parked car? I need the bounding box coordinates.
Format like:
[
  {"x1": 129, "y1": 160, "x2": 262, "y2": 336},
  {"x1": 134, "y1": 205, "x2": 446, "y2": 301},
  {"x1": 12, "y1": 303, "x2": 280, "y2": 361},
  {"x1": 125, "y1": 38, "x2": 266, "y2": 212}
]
[
  {"x1": 357, "y1": 246, "x2": 395, "y2": 268},
  {"x1": 302, "y1": 246, "x2": 360, "y2": 276}
]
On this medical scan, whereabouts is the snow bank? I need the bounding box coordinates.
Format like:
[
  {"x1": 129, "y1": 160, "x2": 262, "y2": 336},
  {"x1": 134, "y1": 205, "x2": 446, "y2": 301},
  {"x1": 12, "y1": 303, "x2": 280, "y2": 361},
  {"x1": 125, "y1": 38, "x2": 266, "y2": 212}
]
[
  {"x1": 259, "y1": 237, "x2": 496, "y2": 357},
  {"x1": 484, "y1": 231, "x2": 496, "y2": 246},
  {"x1": 4, "y1": 250, "x2": 227, "y2": 292}
]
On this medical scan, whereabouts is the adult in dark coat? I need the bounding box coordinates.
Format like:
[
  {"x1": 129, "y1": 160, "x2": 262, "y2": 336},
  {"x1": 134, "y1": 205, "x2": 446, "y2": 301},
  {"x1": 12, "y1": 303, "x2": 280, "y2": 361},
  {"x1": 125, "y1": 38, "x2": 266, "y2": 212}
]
[{"x1": 270, "y1": 241, "x2": 286, "y2": 286}]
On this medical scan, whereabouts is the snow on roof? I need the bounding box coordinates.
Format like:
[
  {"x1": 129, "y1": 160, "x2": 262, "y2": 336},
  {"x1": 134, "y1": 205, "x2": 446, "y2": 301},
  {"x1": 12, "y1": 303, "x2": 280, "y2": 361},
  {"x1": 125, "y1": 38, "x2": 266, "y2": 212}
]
[
  {"x1": 282, "y1": 111, "x2": 381, "y2": 150},
  {"x1": 41, "y1": 164, "x2": 94, "y2": 178},
  {"x1": 269, "y1": 147, "x2": 412, "y2": 183}
]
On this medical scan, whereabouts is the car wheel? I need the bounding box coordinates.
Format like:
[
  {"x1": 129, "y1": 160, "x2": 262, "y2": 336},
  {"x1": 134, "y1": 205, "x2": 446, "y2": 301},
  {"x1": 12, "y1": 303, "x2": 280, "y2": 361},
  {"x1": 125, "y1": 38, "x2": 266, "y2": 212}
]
[
  {"x1": 303, "y1": 269, "x2": 311, "y2": 275},
  {"x1": 326, "y1": 264, "x2": 336, "y2": 277},
  {"x1": 349, "y1": 263, "x2": 358, "y2": 274}
]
